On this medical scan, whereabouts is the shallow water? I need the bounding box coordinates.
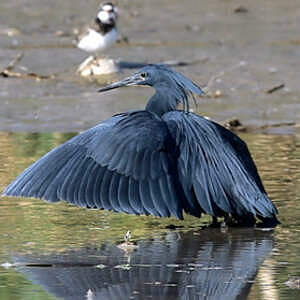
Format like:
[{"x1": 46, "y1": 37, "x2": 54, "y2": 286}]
[
  {"x1": 0, "y1": 0, "x2": 300, "y2": 299},
  {"x1": 0, "y1": 132, "x2": 299, "y2": 299}
]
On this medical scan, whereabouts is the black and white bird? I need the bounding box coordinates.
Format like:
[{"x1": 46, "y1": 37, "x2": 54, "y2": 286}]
[{"x1": 77, "y1": 2, "x2": 119, "y2": 58}]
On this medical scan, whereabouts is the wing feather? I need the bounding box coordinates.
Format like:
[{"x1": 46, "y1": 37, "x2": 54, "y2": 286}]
[
  {"x1": 117, "y1": 176, "x2": 135, "y2": 214},
  {"x1": 91, "y1": 166, "x2": 106, "y2": 208},
  {"x1": 64, "y1": 155, "x2": 90, "y2": 207},
  {"x1": 25, "y1": 145, "x2": 75, "y2": 199},
  {"x1": 163, "y1": 111, "x2": 278, "y2": 221},
  {"x1": 84, "y1": 163, "x2": 101, "y2": 208},
  {"x1": 128, "y1": 177, "x2": 143, "y2": 214},
  {"x1": 148, "y1": 179, "x2": 170, "y2": 217},
  {"x1": 158, "y1": 175, "x2": 183, "y2": 219},
  {"x1": 109, "y1": 172, "x2": 123, "y2": 212},
  {"x1": 99, "y1": 169, "x2": 114, "y2": 211},
  {"x1": 3, "y1": 111, "x2": 185, "y2": 219},
  {"x1": 46, "y1": 150, "x2": 88, "y2": 204},
  {"x1": 139, "y1": 180, "x2": 159, "y2": 216}
]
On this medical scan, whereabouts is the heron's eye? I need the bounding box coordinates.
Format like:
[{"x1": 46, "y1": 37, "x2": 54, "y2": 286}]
[{"x1": 140, "y1": 72, "x2": 147, "y2": 79}]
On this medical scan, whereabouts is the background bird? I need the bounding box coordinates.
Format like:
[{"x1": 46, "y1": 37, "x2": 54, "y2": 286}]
[
  {"x1": 76, "y1": 2, "x2": 119, "y2": 74},
  {"x1": 77, "y1": 2, "x2": 119, "y2": 55},
  {"x1": 2, "y1": 65, "x2": 279, "y2": 227}
]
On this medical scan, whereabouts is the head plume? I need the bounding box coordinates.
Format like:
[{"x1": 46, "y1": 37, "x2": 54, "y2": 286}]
[
  {"x1": 138, "y1": 64, "x2": 205, "y2": 112},
  {"x1": 98, "y1": 64, "x2": 205, "y2": 115}
]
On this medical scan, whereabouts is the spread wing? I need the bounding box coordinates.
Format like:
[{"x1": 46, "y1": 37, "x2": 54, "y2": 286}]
[
  {"x1": 3, "y1": 111, "x2": 184, "y2": 219},
  {"x1": 163, "y1": 111, "x2": 278, "y2": 222}
]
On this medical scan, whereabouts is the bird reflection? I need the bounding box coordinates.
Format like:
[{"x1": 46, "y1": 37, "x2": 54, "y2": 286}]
[{"x1": 14, "y1": 228, "x2": 274, "y2": 300}]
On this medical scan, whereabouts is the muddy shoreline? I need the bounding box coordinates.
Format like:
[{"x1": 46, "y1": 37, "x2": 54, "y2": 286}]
[{"x1": 0, "y1": 0, "x2": 299, "y2": 133}]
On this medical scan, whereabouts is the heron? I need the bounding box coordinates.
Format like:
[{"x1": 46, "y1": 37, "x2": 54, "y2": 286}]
[{"x1": 2, "y1": 64, "x2": 279, "y2": 227}]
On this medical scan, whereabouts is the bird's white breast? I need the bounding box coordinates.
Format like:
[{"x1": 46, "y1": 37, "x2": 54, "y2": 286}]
[{"x1": 77, "y1": 28, "x2": 119, "y2": 53}]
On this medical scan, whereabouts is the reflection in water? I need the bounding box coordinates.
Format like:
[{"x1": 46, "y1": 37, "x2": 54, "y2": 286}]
[
  {"x1": 14, "y1": 229, "x2": 274, "y2": 300},
  {"x1": 0, "y1": 132, "x2": 299, "y2": 299}
]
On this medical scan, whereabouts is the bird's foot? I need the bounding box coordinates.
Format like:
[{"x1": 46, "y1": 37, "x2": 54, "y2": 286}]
[
  {"x1": 208, "y1": 216, "x2": 221, "y2": 228},
  {"x1": 224, "y1": 215, "x2": 236, "y2": 227}
]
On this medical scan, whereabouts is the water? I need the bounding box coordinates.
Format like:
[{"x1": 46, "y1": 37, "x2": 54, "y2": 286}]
[
  {"x1": 0, "y1": 0, "x2": 300, "y2": 299},
  {"x1": 0, "y1": 132, "x2": 299, "y2": 299}
]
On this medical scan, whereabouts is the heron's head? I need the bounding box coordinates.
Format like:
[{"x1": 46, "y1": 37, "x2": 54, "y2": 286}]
[
  {"x1": 99, "y1": 64, "x2": 205, "y2": 96},
  {"x1": 99, "y1": 65, "x2": 205, "y2": 114}
]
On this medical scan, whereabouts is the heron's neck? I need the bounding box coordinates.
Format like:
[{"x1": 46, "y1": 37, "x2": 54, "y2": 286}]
[{"x1": 146, "y1": 88, "x2": 177, "y2": 117}]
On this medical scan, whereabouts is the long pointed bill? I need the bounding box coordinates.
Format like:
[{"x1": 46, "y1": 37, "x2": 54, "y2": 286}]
[{"x1": 98, "y1": 74, "x2": 143, "y2": 93}]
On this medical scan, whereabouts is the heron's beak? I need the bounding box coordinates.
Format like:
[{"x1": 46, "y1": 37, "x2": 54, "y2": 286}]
[{"x1": 98, "y1": 74, "x2": 143, "y2": 93}]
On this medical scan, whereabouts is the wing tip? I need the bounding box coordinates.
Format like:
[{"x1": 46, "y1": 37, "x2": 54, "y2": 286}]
[
  {"x1": 1, "y1": 191, "x2": 8, "y2": 198},
  {"x1": 257, "y1": 214, "x2": 280, "y2": 228},
  {"x1": 2, "y1": 186, "x2": 15, "y2": 197}
]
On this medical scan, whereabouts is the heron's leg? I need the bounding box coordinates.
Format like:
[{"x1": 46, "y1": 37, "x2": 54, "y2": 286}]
[
  {"x1": 224, "y1": 214, "x2": 235, "y2": 226},
  {"x1": 230, "y1": 214, "x2": 256, "y2": 227},
  {"x1": 209, "y1": 216, "x2": 220, "y2": 228}
]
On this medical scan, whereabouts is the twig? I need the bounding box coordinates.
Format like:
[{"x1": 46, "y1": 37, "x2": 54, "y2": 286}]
[
  {"x1": 258, "y1": 121, "x2": 295, "y2": 129},
  {"x1": 222, "y1": 118, "x2": 296, "y2": 133},
  {"x1": 266, "y1": 83, "x2": 285, "y2": 94},
  {"x1": 0, "y1": 52, "x2": 24, "y2": 75},
  {"x1": 6, "y1": 52, "x2": 24, "y2": 71},
  {"x1": 0, "y1": 52, "x2": 55, "y2": 80}
]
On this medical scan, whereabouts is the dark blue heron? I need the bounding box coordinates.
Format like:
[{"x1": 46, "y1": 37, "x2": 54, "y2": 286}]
[{"x1": 2, "y1": 65, "x2": 279, "y2": 227}]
